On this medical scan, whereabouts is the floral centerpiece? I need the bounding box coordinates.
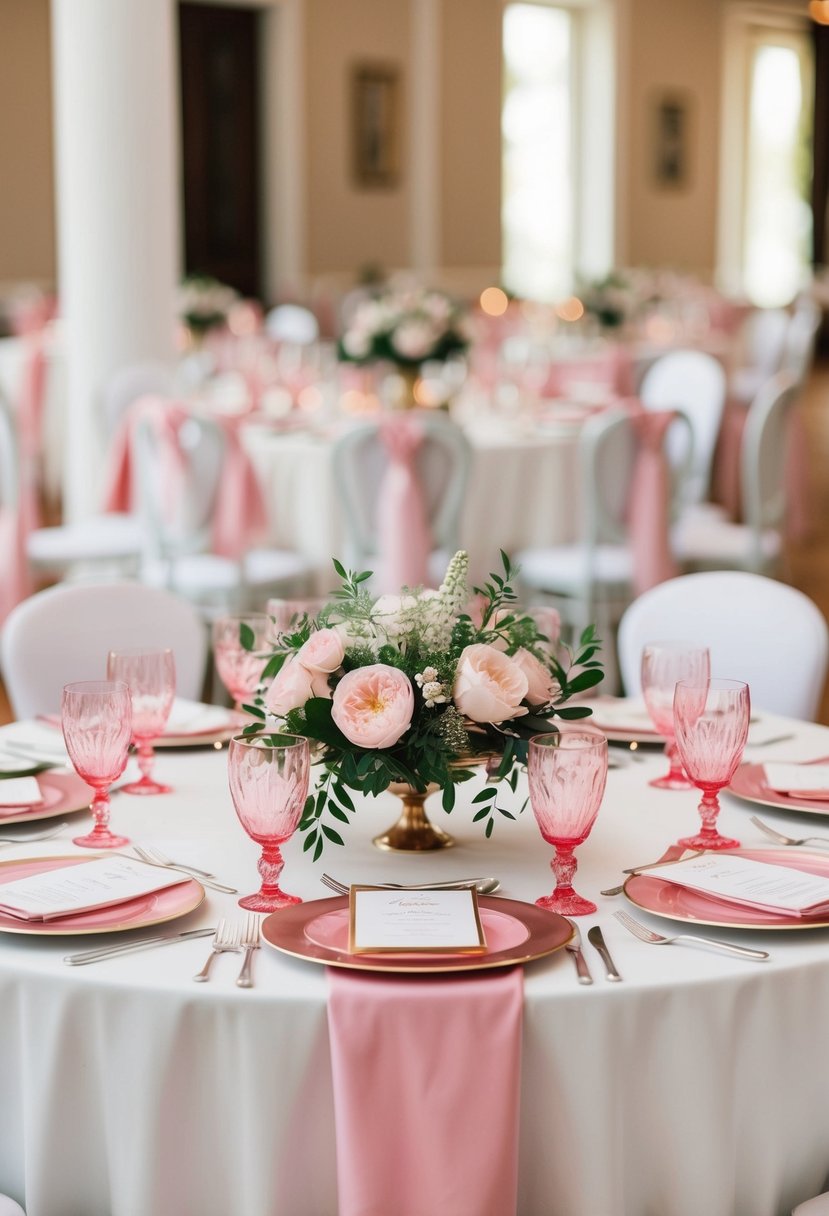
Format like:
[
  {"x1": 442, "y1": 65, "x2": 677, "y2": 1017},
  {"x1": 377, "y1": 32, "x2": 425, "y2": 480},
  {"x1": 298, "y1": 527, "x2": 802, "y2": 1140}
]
[
  {"x1": 338, "y1": 284, "x2": 470, "y2": 372},
  {"x1": 578, "y1": 271, "x2": 640, "y2": 331},
  {"x1": 241, "y1": 552, "x2": 602, "y2": 857},
  {"x1": 177, "y1": 274, "x2": 238, "y2": 338}
]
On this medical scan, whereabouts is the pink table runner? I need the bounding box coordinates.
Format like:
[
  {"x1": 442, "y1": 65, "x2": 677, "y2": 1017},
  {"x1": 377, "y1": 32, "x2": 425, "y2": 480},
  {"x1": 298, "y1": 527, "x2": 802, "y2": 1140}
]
[
  {"x1": 375, "y1": 415, "x2": 432, "y2": 593},
  {"x1": 328, "y1": 966, "x2": 523, "y2": 1216}
]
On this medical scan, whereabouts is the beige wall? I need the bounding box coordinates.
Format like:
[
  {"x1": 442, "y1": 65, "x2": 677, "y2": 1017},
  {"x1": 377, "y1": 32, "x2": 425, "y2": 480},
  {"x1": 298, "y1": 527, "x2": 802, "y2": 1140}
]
[
  {"x1": 0, "y1": 0, "x2": 55, "y2": 288},
  {"x1": 620, "y1": 0, "x2": 723, "y2": 275}
]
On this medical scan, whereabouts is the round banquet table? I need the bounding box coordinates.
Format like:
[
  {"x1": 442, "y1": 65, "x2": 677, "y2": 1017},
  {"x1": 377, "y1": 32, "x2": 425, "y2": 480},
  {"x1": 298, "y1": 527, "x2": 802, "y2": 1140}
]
[
  {"x1": 2, "y1": 711, "x2": 829, "y2": 1216},
  {"x1": 240, "y1": 415, "x2": 583, "y2": 589}
]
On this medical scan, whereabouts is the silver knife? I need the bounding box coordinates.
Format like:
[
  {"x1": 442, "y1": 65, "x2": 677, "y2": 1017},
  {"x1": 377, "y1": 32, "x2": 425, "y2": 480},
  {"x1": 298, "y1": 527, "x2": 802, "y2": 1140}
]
[
  {"x1": 564, "y1": 919, "x2": 593, "y2": 985},
  {"x1": 587, "y1": 925, "x2": 622, "y2": 982},
  {"x1": 63, "y1": 926, "x2": 216, "y2": 966}
]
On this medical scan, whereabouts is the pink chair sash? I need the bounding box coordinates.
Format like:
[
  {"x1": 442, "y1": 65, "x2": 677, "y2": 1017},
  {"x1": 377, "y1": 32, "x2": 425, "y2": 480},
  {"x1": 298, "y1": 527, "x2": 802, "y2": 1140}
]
[
  {"x1": 0, "y1": 504, "x2": 31, "y2": 627},
  {"x1": 375, "y1": 416, "x2": 432, "y2": 593},
  {"x1": 622, "y1": 402, "x2": 679, "y2": 594},
  {"x1": 328, "y1": 967, "x2": 523, "y2": 1216},
  {"x1": 103, "y1": 396, "x2": 267, "y2": 560},
  {"x1": 542, "y1": 343, "x2": 635, "y2": 399}
]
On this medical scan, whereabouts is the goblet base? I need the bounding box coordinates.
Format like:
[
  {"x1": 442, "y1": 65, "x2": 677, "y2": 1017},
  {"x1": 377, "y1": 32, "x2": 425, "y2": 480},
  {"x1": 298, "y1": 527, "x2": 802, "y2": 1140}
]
[
  {"x1": 677, "y1": 830, "x2": 740, "y2": 851},
  {"x1": 120, "y1": 778, "x2": 173, "y2": 796},
  {"x1": 239, "y1": 889, "x2": 301, "y2": 912},
  {"x1": 649, "y1": 772, "x2": 694, "y2": 790},
  {"x1": 73, "y1": 827, "x2": 130, "y2": 849},
  {"x1": 536, "y1": 890, "x2": 596, "y2": 916}
]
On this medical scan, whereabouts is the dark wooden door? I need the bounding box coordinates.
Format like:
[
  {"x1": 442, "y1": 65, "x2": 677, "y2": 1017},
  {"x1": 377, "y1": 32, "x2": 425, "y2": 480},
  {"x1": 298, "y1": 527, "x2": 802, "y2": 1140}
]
[{"x1": 179, "y1": 3, "x2": 262, "y2": 298}]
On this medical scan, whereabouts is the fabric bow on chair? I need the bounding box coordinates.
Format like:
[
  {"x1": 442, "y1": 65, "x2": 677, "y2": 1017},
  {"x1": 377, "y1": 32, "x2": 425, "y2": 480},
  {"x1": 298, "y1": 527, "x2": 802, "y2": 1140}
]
[{"x1": 375, "y1": 415, "x2": 432, "y2": 593}]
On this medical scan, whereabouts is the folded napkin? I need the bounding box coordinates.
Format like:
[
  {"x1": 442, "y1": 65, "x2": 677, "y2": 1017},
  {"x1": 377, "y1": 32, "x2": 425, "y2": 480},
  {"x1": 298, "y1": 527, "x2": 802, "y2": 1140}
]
[
  {"x1": 328, "y1": 967, "x2": 523, "y2": 1216},
  {"x1": 0, "y1": 856, "x2": 188, "y2": 922},
  {"x1": 763, "y1": 764, "x2": 829, "y2": 800},
  {"x1": 1, "y1": 722, "x2": 70, "y2": 764},
  {"x1": 164, "y1": 698, "x2": 241, "y2": 737},
  {"x1": 583, "y1": 698, "x2": 658, "y2": 733},
  {"x1": 0, "y1": 777, "x2": 43, "y2": 808},
  {"x1": 646, "y1": 854, "x2": 829, "y2": 917}
]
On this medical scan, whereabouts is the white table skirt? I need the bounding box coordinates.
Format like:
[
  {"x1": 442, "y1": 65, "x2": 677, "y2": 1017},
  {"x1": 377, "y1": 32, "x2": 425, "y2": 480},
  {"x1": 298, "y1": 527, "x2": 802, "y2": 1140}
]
[
  {"x1": 2, "y1": 712, "x2": 829, "y2": 1216},
  {"x1": 242, "y1": 421, "x2": 581, "y2": 589}
]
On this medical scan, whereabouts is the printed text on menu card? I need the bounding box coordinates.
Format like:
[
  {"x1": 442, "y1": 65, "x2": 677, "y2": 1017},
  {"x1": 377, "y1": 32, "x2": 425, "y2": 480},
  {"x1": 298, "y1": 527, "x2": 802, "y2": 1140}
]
[{"x1": 349, "y1": 887, "x2": 487, "y2": 954}]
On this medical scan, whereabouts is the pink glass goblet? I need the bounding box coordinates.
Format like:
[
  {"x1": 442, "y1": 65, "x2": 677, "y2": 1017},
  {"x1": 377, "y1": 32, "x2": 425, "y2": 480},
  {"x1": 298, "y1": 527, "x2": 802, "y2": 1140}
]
[
  {"x1": 641, "y1": 641, "x2": 710, "y2": 790},
  {"x1": 673, "y1": 677, "x2": 750, "y2": 851},
  {"x1": 213, "y1": 614, "x2": 272, "y2": 711},
  {"x1": 228, "y1": 732, "x2": 310, "y2": 911},
  {"x1": 62, "y1": 680, "x2": 133, "y2": 849},
  {"x1": 528, "y1": 728, "x2": 609, "y2": 916},
  {"x1": 107, "y1": 648, "x2": 176, "y2": 795}
]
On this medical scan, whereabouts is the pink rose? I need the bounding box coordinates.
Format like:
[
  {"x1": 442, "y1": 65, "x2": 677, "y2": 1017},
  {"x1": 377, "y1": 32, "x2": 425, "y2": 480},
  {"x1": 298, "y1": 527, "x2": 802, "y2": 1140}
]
[
  {"x1": 452, "y1": 644, "x2": 529, "y2": 724},
  {"x1": 297, "y1": 628, "x2": 344, "y2": 675},
  {"x1": 265, "y1": 656, "x2": 316, "y2": 717},
  {"x1": 331, "y1": 664, "x2": 414, "y2": 749},
  {"x1": 512, "y1": 648, "x2": 560, "y2": 707}
]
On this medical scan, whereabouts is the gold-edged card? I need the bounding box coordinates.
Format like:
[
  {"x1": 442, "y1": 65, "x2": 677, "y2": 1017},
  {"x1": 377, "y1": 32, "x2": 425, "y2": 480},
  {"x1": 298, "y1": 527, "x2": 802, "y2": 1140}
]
[{"x1": 348, "y1": 885, "x2": 488, "y2": 955}]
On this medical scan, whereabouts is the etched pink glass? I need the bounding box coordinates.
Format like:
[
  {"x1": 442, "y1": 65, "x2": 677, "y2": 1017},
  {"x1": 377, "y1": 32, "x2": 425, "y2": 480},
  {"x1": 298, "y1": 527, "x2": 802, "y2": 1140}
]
[
  {"x1": 61, "y1": 680, "x2": 133, "y2": 849},
  {"x1": 228, "y1": 732, "x2": 310, "y2": 910},
  {"x1": 213, "y1": 614, "x2": 272, "y2": 710},
  {"x1": 107, "y1": 648, "x2": 176, "y2": 795},
  {"x1": 673, "y1": 677, "x2": 750, "y2": 851},
  {"x1": 528, "y1": 728, "x2": 608, "y2": 915},
  {"x1": 641, "y1": 642, "x2": 710, "y2": 790}
]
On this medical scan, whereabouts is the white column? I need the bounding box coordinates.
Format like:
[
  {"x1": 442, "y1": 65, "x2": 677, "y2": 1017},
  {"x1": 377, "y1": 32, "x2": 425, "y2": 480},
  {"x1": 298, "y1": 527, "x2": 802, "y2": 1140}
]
[{"x1": 51, "y1": 0, "x2": 180, "y2": 521}]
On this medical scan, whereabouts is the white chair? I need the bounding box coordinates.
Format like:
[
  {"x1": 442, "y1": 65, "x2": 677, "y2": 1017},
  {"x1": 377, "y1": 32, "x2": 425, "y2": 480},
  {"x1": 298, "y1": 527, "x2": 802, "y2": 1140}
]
[
  {"x1": 639, "y1": 349, "x2": 727, "y2": 506},
  {"x1": 331, "y1": 412, "x2": 471, "y2": 587},
  {"x1": 132, "y1": 410, "x2": 312, "y2": 616},
  {"x1": 793, "y1": 1194, "x2": 829, "y2": 1215},
  {"x1": 672, "y1": 372, "x2": 800, "y2": 575},
  {"x1": 264, "y1": 304, "x2": 319, "y2": 346},
  {"x1": 516, "y1": 407, "x2": 693, "y2": 647},
  {"x1": 781, "y1": 294, "x2": 822, "y2": 385},
  {"x1": 617, "y1": 571, "x2": 829, "y2": 720},
  {"x1": 0, "y1": 581, "x2": 209, "y2": 719},
  {"x1": 0, "y1": 1196, "x2": 25, "y2": 1216},
  {"x1": 102, "y1": 360, "x2": 175, "y2": 437},
  {"x1": 730, "y1": 306, "x2": 791, "y2": 404}
]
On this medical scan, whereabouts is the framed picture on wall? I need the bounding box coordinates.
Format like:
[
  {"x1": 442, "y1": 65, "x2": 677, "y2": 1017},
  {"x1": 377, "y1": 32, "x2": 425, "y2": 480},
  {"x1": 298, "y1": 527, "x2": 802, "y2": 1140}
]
[
  {"x1": 352, "y1": 62, "x2": 401, "y2": 189},
  {"x1": 651, "y1": 90, "x2": 692, "y2": 190}
]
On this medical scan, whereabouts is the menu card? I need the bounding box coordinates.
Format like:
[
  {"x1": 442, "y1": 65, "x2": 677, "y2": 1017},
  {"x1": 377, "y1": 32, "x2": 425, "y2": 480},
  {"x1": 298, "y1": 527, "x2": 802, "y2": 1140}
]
[
  {"x1": 646, "y1": 854, "x2": 829, "y2": 917},
  {"x1": 0, "y1": 857, "x2": 189, "y2": 922},
  {"x1": 0, "y1": 777, "x2": 43, "y2": 807},
  {"x1": 348, "y1": 886, "x2": 487, "y2": 954},
  {"x1": 764, "y1": 763, "x2": 829, "y2": 800}
]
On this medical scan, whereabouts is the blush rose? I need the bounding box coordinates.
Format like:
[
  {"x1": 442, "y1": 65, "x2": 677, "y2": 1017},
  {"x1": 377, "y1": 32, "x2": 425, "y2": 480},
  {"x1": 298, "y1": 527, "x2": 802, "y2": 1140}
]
[
  {"x1": 331, "y1": 664, "x2": 415, "y2": 749},
  {"x1": 452, "y1": 644, "x2": 529, "y2": 724}
]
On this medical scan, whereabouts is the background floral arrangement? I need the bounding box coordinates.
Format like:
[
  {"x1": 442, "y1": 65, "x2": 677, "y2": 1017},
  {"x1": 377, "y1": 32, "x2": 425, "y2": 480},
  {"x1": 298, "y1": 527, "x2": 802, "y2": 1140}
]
[
  {"x1": 177, "y1": 274, "x2": 238, "y2": 336},
  {"x1": 578, "y1": 270, "x2": 641, "y2": 330},
  {"x1": 243, "y1": 552, "x2": 602, "y2": 859},
  {"x1": 337, "y1": 284, "x2": 470, "y2": 369}
]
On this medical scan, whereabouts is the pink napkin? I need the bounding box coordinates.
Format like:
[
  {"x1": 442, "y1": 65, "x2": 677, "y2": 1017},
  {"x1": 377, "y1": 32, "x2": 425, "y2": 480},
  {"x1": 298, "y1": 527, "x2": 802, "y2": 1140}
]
[
  {"x1": 327, "y1": 967, "x2": 523, "y2": 1216},
  {"x1": 375, "y1": 415, "x2": 432, "y2": 593},
  {"x1": 624, "y1": 402, "x2": 678, "y2": 594}
]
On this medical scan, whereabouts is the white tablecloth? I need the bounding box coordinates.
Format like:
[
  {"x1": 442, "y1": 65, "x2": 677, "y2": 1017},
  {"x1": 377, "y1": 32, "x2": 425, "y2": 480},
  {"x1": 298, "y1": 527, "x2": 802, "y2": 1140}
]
[
  {"x1": 242, "y1": 420, "x2": 581, "y2": 589},
  {"x1": 2, "y1": 713, "x2": 829, "y2": 1215}
]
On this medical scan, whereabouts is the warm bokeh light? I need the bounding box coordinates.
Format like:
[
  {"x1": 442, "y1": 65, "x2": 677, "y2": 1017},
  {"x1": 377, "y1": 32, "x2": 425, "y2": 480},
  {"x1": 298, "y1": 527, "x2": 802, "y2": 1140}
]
[
  {"x1": 479, "y1": 286, "x2": 509, "y2": 317},
  {"x1": 809, "y1": 0, "x2": 829, "y2": 24},
  {"x1": 227, "y1": 299, "x2": 262, "y2": 337},
  {"x1": 298, "y1": 385, "x2": 323, "y2": 412},
  {"x1": 555, "y1": 295, "x2": 584, "y2": 322}
]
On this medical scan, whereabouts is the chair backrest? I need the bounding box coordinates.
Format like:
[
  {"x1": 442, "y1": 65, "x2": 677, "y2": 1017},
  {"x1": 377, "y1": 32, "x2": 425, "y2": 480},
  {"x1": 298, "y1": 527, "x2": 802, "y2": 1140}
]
[
  {"x1": 639, "y1": 350, "x2": 726, "y2": 505},
  {"x1": 264, "y1": 305, "x2": 319, "y2": 346},
  {"x1": 0, "y1": 391, "x2": 17, "y2": 511},
  {"x1": 102, "y1": 361, "x2": 175, "y2": 437},
  {"x1": 331, "y1": 412, "x2": 471, "y2": 568},
  {"x1": 1, "y1": 581, "x2": 208, "y2": 718},
  {"x1": 618, "y1": 571, "x2": 828, "y2": 719},
  {"x1": 781, "y1": 296, "x2": 822, "y2": 384},
  {"x1": 740, "y1": 372, "x2": 800, "y2": 552},
  {"x1": 132, "y1": 409, "x2": 226, "y2": 561},
  {"x1": 740, "y1": 307, "x2": 791, "y2": 381}
]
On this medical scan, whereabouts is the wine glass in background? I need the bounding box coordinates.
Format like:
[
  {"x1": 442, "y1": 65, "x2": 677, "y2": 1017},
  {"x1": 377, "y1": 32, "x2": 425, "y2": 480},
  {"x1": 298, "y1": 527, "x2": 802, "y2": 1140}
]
[
  {"x1": 228, "y1": 732, "x2": 311, "y2": 911},
  {"x1": 106, "y1": 648, "x2": 176, "y2": 795},
  {"x1": 62, "y1": 680, "x2": 133, "y2": 849},
  {"x1": 213, "y1": 614, "x2": 273, "y2": 711},
  {"x1": 266, "y1": 597, "x2": 327, "y2": 638},
  {"x1": 641, "y1": 642, "x2": 710, "y2": 789},
  {"x1": 528, "y1": 728, "x2": 608, "y2": 915},
  {"x1": 673, "y1": 677, "x2": 750, "y2": 851}
]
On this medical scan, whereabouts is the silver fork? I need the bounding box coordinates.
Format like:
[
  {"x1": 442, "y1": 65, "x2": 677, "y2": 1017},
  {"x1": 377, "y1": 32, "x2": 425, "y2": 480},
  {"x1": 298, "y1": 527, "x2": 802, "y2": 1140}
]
[
  {"x1": 321, "y1": 873, "x2": 500, "y2": 895},
  {"x1": 750, "y1": 815, "x2": 829, "y2": 849},
  {"x1": 133, "y1": 844, "x2": 216, "y2": 879},
  {"x1": 0, "y1": 822, "x2": 68, "y2": 845},
  {"x1": 614, "y1": 909, "x2": 769, "y2": 960},
  {"x1": 235, "y1": 912, "x2": 261, "y2": 988},
  {"x1": 192, "y1": 919, "x2": 242, "y2": 981},
  {"x1": 132, "y1": 845, "x2": 237, "y2": 894}
]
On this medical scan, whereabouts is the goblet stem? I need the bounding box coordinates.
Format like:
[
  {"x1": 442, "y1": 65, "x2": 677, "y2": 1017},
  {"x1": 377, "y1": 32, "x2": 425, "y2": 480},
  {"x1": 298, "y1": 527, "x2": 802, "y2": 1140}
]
[
  {"x1": 121, "y1": 739, "x2": 172, "y2": 796},
  {"x1": 240, "y1": 841, "x2": 301, "y2": 911},
  {"x1": 678, "y1": 787, "x2": 741, "y2": 852},
  {"x1": 536, "y1": 843, "x2": 596, "y2": 916},
  {"x1": 72, "y1": 785, "x2": 129, "y2": 849},
  {"x1": 649, "y1": 738, "x2": 693, "y2": 791}
]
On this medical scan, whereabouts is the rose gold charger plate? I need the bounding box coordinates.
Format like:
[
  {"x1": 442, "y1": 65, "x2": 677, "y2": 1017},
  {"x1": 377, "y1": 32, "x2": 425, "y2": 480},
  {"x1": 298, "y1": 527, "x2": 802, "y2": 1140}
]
[
  {"x1": 0, "y1": 854, "x2": 205, "y2": 936},
  {"x1": 727, "y1": 762, "x2": 829, "y2": 817},
  {"x1": 0, "y1": 771, "x2": 95, "y2": 826},
  {"x1": 624, "y1": 847, "x2": 829, "y2": 931},
  {"x1": 261, "y1": 895, "x2": 573, "y2": 974}
]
